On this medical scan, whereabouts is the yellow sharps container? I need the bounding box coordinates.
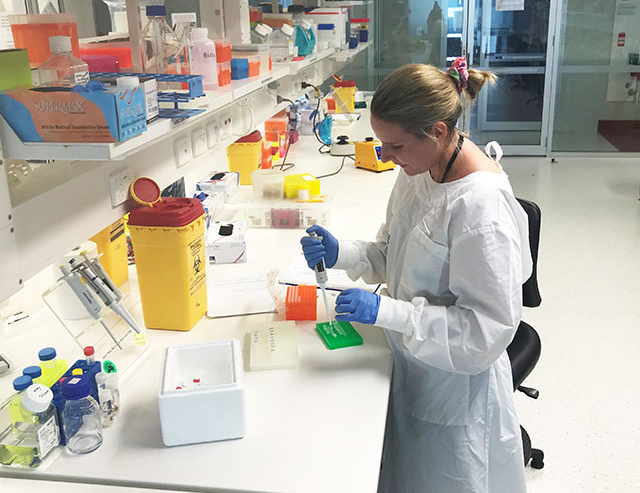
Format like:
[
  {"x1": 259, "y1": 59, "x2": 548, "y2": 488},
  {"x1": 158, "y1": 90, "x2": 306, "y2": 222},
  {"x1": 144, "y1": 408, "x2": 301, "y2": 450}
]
[
  {"x1": 332, "y1": 80, "x2": 356, "y2": 113},
  {"x1": 90, "y1": 217, "x2": 129, "y2": 287},
  {"x1": 128, "y1": 178, "x2": 207, "y2": 331}
]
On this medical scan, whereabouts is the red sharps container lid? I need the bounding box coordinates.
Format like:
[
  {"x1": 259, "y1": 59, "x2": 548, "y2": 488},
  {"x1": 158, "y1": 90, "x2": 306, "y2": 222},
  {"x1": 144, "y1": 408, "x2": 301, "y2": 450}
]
[
  {"x1": 235, "y1": 130, "x2": 262, "y2": 143},
  {"x1": 128, "y1": 177, "x2": 204, "y2": 227}
]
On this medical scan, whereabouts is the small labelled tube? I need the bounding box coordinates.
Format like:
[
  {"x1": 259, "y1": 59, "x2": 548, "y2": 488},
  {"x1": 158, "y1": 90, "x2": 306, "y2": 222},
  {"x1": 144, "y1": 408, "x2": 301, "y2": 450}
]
[
  {"x1": 84, "y1": 346, "x2": 95, "y2": 366},
  {"x1": 95, "y1": 371, "x2": 120, "y2": 426}
]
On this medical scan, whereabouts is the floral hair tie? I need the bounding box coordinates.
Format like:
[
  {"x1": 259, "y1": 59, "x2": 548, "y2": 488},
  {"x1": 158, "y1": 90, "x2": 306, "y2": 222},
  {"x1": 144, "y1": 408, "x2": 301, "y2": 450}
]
[{"x1": 447, "y1": 57, "x2": 469, "y2": 94}]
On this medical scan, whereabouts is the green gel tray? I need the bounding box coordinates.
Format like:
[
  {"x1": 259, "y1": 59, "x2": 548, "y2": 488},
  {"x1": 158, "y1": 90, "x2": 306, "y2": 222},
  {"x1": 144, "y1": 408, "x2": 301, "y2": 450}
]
[{"x1": 315, "y1": 321, "x2": 363, "y2": 350}]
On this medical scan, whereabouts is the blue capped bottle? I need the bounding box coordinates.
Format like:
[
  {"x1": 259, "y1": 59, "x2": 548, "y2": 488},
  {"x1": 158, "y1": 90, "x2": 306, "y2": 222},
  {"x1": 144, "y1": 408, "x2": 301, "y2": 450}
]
[{"x1": 61, "y1": 375, "x2": 103, "y2": 454}]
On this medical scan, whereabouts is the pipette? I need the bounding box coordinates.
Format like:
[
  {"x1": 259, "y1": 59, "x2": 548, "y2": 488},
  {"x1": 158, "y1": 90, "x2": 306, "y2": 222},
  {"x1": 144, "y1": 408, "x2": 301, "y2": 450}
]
[
  {"x1": 72, "y1": 254, "x2": 146, "y2": 346},
  {"x1": 308, "y1": 231, "x2": 336, "y2": 336},
  {"x1": 59, "y1": 265, "x2": 122, "y2": 350},
  {"x1": 71, "y1": 258, "x2": 141, "y2": 334}
]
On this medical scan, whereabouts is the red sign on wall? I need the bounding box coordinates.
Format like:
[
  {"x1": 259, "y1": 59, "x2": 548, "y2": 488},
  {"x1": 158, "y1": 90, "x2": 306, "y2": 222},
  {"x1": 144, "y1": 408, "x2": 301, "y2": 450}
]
[{"x1": 618, "y1": 32, "x2": 626, "y2": 47}]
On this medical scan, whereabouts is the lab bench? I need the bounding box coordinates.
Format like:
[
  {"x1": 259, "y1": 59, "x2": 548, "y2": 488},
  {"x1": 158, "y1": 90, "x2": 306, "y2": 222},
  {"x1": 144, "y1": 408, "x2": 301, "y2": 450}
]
[{"x1": 0, "y1": 124, "x2": 398, "y2": 492}]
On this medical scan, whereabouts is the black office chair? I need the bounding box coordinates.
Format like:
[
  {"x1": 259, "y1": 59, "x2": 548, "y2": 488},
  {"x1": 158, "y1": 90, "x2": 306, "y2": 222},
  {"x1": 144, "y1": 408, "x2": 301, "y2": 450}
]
[{"x1": 506, "y1": 198, "x2": 544, "y2": 469}]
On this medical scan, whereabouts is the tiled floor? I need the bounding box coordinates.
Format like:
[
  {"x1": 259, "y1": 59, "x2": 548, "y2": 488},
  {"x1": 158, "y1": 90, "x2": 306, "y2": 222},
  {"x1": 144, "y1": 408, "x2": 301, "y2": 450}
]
[{"x1": 501, "y1": 156, "x2": 640, "y2": 492}]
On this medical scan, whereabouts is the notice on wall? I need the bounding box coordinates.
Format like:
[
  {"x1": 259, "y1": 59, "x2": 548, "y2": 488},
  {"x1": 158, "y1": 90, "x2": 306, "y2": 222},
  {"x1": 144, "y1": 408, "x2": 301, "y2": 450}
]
[
  {"x1": 616, "y1": 3, "x2": 637, "y2": 16},
  {"x1": 496, "y1": 0, "x2": 524, "y2": 11},
  {"x1": 0, "y1": 13, "x2": 15, "y2": 50}
]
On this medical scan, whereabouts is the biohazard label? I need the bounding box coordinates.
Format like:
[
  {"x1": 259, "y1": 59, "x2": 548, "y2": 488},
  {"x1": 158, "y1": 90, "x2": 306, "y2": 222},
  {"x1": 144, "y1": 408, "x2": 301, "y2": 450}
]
[{"x1": 189, "y1": 235, "x2": 206, "y2": 296}]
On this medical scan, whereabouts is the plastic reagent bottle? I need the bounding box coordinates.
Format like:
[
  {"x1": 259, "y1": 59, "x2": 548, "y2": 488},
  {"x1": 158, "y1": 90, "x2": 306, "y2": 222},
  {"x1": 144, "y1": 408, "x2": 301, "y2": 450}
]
[
  {"x1": 173, "y1": 16, "x2": 196, "y2": 75},
  {"x1": 38, "y1": 347, "x2": 68, "y2": 387},
  {"x1": 61, "y1": 375, "x2": 103, "y2": 454},
  {"x1": 0, "y1": 384, "x2": 61, "y2": 468},
  {"x1": 8, "y1": 375, "x2": 34, "y2": 424},
  {"x1": 38, "y1": 36, "x2": 89, "y2": 87},
  {"x1": 95, "y1": 371, "x2": 120, "y2": 426},
  {"x1": 141, "y1": 5, "x2": 181, "y2": 74},
  {"x1": 191, "y1": 27, "x2": 218, "y2": 90}
]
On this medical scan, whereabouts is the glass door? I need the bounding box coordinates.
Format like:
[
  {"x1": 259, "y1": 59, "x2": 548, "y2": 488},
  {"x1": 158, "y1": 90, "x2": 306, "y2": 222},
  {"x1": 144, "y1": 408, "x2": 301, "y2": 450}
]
[
  {"x1": 550, "y1": 0, "x2": 640, "y2": 153},
  {"x1": 464, "y1": 0, "x2": 556, "y2": 154}
]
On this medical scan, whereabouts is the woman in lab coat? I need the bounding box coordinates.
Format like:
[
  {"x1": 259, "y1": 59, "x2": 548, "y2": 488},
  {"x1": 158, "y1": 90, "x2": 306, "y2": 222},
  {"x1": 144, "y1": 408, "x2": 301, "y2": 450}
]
[{"x1": 301, "y1": 59, "x2": 532, "y2": 493}]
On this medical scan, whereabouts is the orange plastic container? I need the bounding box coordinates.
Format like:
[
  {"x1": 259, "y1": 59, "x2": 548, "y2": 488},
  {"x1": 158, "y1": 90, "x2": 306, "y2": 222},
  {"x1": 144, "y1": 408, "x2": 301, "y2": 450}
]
[
  {"x1": 265, "y1": 110, "x2": 288, "y2": 142},
  {"x1": 248, "y1": 58, "x2": 260, "y2": 78},
  {"x1": 214, "y1": 39, "x2": 232, "y2": 63},
  {"x1": 10, "y1": 14, "x2": 79, "y2": 67},
  {"x1": 261, "y1": 139, "x2": 272, "y2": 169},
  {"x1": 217, "y1": 61, "x2": 231, "y2": 86},
  {"x1": 285, "y1": 285, "x2": 317, "y2": 321}
]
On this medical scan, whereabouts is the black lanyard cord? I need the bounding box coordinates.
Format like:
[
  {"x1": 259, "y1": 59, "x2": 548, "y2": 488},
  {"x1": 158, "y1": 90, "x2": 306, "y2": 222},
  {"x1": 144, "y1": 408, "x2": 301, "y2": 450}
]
[{"x1": 440, "y1": 134, "x2": 465, "y2": 183}]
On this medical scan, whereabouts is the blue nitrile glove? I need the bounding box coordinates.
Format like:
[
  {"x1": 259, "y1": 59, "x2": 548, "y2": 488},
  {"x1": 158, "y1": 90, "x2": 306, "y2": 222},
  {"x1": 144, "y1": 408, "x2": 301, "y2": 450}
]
[
  {"x1": 335, "y1": 288, "x2": 380, "y2": 325},
  {"x1": 300, "y1": 225, "x2": 339, "y2": 269}
]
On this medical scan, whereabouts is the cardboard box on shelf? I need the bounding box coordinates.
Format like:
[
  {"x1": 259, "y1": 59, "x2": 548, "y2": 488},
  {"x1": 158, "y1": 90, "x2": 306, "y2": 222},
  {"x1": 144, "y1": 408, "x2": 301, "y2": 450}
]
[{"x1": 0, "y1": 86, "x2": 146, "y2": 142}]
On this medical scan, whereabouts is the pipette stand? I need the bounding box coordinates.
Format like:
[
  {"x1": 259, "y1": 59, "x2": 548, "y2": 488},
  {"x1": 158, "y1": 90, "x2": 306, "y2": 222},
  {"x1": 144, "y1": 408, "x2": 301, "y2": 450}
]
[
  {"x1": 315, "y1": 321, "x2": 363, "y2": 350},
  {"x1": 42, "y1": 279, "x2": 148, "y2": 378}
]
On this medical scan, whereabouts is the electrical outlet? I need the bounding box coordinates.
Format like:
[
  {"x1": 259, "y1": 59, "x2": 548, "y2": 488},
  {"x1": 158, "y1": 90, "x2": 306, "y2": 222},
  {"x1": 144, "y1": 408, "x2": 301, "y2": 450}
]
[
  {"x1": 191, "y1": 128, "x2": 207, "y2": 157},
  {"x1": 219, "y1": 113, "x2": 232, "y2": 141},
  {"x1": 174, "y1": 136, "x2": 192, "y2": 168},
  {"x1": 206, "y1": 123, "x2": 219, "y2": 148},
  {"x1": 108, "y1": 168, "x2": 134, "y2": 207}
]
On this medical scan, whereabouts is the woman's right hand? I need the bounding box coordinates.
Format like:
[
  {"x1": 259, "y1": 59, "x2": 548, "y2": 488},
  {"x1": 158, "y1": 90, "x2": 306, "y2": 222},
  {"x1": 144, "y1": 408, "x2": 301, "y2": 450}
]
[{"x1": 300, "y1": 225, "x2": 339, "y2": 269}]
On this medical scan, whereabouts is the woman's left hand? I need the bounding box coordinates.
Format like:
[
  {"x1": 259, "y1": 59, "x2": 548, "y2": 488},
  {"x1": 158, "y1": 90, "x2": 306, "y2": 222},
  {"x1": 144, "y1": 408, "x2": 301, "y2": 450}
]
[{"x1": 335, "y1": 289, "x2": 380, "y2": 325}]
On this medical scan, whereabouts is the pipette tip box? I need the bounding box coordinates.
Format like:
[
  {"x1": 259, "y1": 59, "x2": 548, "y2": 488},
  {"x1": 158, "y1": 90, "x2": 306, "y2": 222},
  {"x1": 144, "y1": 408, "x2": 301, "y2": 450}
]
[
  {"x1": 316, "y1": 321, "x2": 363, "y2": 350},
  {"x1": 248, "y1": 321, "x2": 299, "y2": 371}
]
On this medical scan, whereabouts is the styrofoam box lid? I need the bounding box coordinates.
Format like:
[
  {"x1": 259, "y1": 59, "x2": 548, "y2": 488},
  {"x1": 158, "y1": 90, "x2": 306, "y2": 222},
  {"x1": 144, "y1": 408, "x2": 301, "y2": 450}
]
[{"x1": 161, "y1": 340, "x2": 242, "y2": 394}]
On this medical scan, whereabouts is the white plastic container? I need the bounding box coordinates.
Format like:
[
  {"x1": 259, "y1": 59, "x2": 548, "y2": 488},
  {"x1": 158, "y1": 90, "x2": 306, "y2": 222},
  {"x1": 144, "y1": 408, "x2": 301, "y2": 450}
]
[
  {"x1": 251, "y1": 169, "x2": 284, "y2": 200},
  {"x1": 158, "y1": 340, "x2": 245, "y2": 447},
  {"x1": 196, "y1": 171, "x2": 240, "y2": 202},
  {"x1": 191, "y1": 27, "x2": 218, "y2": 90},
  {"x1": 316, "y1": 23, "x2": 335, "y2": 50},
  {"x1": 218, "y1": 200, "x2": 330, "y2": 229}
]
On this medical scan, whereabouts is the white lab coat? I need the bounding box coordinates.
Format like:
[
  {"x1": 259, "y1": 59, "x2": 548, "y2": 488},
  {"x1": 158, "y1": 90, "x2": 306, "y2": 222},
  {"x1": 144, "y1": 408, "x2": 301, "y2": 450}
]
[{"x1": 335, "y1": 162, "x2": 532, "y2": 493}]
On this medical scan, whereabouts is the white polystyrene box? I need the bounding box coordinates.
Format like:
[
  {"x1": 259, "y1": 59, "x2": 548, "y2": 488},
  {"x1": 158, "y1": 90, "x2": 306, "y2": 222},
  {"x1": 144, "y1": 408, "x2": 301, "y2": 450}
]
[{"x1": 158, "y1": 340, "x2": 245, "y2": 447}]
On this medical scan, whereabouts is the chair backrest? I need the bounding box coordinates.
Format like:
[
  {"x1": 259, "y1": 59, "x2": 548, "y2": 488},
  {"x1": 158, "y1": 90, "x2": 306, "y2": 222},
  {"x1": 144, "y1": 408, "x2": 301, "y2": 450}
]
[{"x1": 517, "y1": 198, "x2": 542, "y2": 308}]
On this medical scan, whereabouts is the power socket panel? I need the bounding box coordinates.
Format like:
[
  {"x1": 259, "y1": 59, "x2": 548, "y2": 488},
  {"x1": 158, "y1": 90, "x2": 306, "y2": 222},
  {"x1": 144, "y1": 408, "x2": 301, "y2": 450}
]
[
  {"x1": 219, "y1": 113, "x2": 233, "y2": 141},
  {"x1": 206, "y1": 123, "x2": 219, "y2": 148},
  {"x1": 191, "y1": 128, "x2": 207, "y2": 157},
  {"x1": 174, "y1": 136, "x2": 192, "y2": 168},
  {"x1": 109, "y1": 168, "x2": 135, "y2": 207}
]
